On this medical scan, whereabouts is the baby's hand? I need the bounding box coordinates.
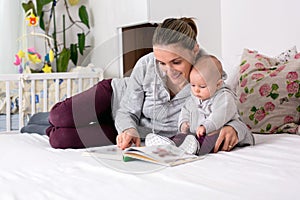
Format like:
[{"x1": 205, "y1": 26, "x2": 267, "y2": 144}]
[
  {"x1": 196, "y1": 126, "x2": 206, "y2": 138},
  {"x1": 180, "y1": 122, "x2": 190, "y2": 134}
]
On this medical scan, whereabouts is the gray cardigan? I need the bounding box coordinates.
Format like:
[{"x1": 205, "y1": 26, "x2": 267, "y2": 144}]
[
  {"x1": 112, "y1": 52, "x2": 191, "y2": 139},
  {"x1": 111, "y1": 52, "x2": 254, "y2": 145}
]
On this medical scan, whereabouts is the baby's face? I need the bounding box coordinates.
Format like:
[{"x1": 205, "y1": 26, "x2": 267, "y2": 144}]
[{"x1": 190, "y1": 68, "x2": 218, "y2": 101}]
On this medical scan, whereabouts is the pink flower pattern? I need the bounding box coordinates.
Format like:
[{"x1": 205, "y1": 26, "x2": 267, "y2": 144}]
[
  {"x1": 251, "y1": 73, "x2": 264, "y2": 80},
  {"x1": 264, "y1": 102, "x2": 275, "y2": 112},
  {"x1": 259, "y1": 83, "x2": 272, "y2": 96},
  {"x1": 284, "y1": 116, "x2": 294, "y2": 123},
  {"x1": 255, "y1": 62, "x2": 265, "y2": 69},
  {"x1": 286, "y1": 82, "x2": 299, "y2": 94},
  {"x1": 237, "y1": 49, "x2": 300, "y2": 134},
  {"x1": 240, "y1": 63, "x2": 250, "y2": 73},
  {"x1": 254, "y1": 109, "x2": 266, "y2": 121},
  {"x1": 239, "y1": 92, "x2": 247, "y2": 103},
  {"x1": 270, "y1": 65, "x2": 286, "y2": 77},
  {"x1": 286, "y1": 71, "x2": 298, "y2": 82},
  {"x1": 240, "y1": 78, "x2": 248, "y2": 87}
]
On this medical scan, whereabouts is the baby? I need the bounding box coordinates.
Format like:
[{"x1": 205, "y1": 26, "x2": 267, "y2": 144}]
[{"x1": 146, "y1": 55, "x2": 249, "y2": 155}]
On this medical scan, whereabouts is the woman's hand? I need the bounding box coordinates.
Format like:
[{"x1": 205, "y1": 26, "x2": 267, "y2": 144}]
[
  {"x1": 213, "y1": 126, "x2": 238, "y2": 153},
  {"x1": 116, "y1": 128, "x2": 141, "y2": 150}
]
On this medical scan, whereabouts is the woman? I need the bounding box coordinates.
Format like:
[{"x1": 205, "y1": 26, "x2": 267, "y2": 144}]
[{"x1": 47, "y1": 17, "x2": 254, "y2": 151}]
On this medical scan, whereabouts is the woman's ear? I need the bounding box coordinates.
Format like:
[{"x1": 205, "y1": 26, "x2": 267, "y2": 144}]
[{"x1": 193, "y1": 44, "x2": 200, "y2": 55}]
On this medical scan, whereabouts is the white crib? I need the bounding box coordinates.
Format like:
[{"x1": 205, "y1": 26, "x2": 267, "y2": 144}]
[{"x1": 0, "y1": 71, "x2": 103, "y2": 132}]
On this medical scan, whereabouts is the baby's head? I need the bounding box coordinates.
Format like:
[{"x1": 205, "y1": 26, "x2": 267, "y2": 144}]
[{"x1": 190, "y1": 55, "x2": 223, "y2": 101}]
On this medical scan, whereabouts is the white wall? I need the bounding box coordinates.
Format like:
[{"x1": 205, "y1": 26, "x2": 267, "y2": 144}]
[
  {"x1": 89, "y1": 0, "x2": 221, "y2": 78},
  {"x1": 0, "y1": 0, "x2": 22, "y2": 74},
  {"x1": 2, "y1": 0, "x2": 299, "y2": 77},
  {"x1": 149, "y1": 0, "x2": 221, "y2": 58},
  {"x1": 221, "y1": 0, "x2": 300, "y2": 74}
]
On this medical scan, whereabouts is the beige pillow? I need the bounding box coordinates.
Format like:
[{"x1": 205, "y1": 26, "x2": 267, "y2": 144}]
[{"x1": 236, "y1": 49, "x2": 300, "y2": 133}]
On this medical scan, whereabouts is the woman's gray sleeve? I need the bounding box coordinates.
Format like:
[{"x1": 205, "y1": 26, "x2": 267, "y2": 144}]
[
  {"x1": 114, "y1": 59, "x2": 146, "y2": 134},
  {"x1": 226, "y1": 120, "x2": 255, "y2": 146}
]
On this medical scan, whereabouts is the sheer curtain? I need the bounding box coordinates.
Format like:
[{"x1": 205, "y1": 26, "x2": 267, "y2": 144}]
[{"x1": 0, "y1": 0, "x2": 22, "y2": 74}]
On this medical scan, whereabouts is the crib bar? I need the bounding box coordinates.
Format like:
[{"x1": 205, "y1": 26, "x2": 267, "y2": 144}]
[
  {"x1": 19, "y1": 79, "x2": 23, "y2": 128},
  {"x1": 67, "y1": 78, "x2": 71, "y2": 97},
  {"x1": 31, "y1": 80, "x2": 36, "y2": 114},
  {"x1": 5, "y1": 81, "x2": 11, "y2": 131},
  {"x1": 0, "y1": 71, "x2": 103, "y2": 133},
  {"x1": 55, "y1": 78, "x2": 59, "y2": 103},
  {"x1": 78, "y1": 78, "x2": 83, "y2": 93},
  {"x1": 43, "y1": 79, "x2": 48, "y2": 112}
]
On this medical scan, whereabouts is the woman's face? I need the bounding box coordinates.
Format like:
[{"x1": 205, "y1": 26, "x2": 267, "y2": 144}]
[{"x1": 153, "y1": 44, "x2": 195, "y2": 85}]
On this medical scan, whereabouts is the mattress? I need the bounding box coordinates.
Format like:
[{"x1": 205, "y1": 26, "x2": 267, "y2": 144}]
[{"x1": 0, "y1": 132, "x2": 299, "y2": 200}]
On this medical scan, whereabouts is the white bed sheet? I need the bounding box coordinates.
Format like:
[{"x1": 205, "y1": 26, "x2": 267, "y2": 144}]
[{"x1": 0, "y1": 132, "x2": 299, "y2": 200}]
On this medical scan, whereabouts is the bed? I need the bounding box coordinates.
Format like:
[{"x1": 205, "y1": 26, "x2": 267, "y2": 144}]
[
  {"x1": 0, "y1": 131, "x2": 299, "y2": 199},
  {"x1": 0, "y1": 68, "x2": 103, "y2": 132}
]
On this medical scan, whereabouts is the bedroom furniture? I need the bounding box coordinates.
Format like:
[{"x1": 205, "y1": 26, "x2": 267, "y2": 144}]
[
  {"x1": 0, "y1": 132, "x2": 299, "y2": 199},
  {"x1": 0, "y1": 70, "x2": 103, "y2": 131}
]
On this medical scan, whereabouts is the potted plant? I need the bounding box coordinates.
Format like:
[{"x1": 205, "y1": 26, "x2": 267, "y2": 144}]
[{"x1": 18, "y1": 0, "x2": 90, "y2": 73}]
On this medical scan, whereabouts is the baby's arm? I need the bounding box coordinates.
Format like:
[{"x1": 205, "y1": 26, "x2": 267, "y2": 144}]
[{"x1": 202, "y1": 89, "x2": 237, "y2": 133}]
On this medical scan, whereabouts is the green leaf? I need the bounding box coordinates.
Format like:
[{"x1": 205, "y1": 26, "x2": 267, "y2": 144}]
[
  {"x1": 250, "y1": 106, "x2": 257, "y2": 112},
  {"x1": 36, "y1": 0, "x2": 53, "y2": 16},
  {"x1": 78, "y1": 33, "x2": 86, "y2": 55},
  {"x1": 295, "y1": 91, "x2": 300, "y2": 98},
  {"x1": 244, "y1": 87, "x2": 249, "y2": 94},
  {"x1": 297, "y1": 105, "x2": 300, "y2": 112},
  {"x1": 266, "y1": 123, "x2": 272, "y2": 131},
  {"x1": 240, "y1": 60, "x2": 247, "y2": 66},
  {"x1": 70, "y1": 44, "x2": 78, "y2": 66},
  {"x1": 22, "y1": 0, "x2": 36, "y2": 16},
  {"x1": 79, "y1": 5, "x2": 90, "y2": 28},
  {"x1": 57, "y1": 48, "x2": 71, "y2": 72},
  {"x1": 39, "y1": 11, "x2": 45, "y2": 31},
  {"x1": 271, "y1": 83, "x2": 279, "y2": 91},
  {"x1": 250, "y1": 88, "x2": 254, "y2": 94},
  {"x1": 270, "y1": 93, "x2": 279, "y2": 100},
  {"x1": 249, "y1": 114, "x2": 254, "y2": 121}
]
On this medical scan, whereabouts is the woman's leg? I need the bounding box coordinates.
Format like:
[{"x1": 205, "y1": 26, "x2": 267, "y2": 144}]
[
  {"x1": 49, "y1": 79, "x2": 113, "y2": 127},
  {"x1": 47, "y1": 79, "x2": 118, "y2": 149},
  {"x1": 47, "y1": 122, "x2": 118, "y2": 149}
]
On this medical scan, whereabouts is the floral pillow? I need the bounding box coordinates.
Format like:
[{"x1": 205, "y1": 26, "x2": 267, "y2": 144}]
[{"x1": 236, "y1": 49, "x2": 300, "y2": 133}]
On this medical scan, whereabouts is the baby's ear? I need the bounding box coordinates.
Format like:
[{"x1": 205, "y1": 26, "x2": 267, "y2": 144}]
[{"x1": 216, "y1": 79, "x2": 223, "y2": 89}]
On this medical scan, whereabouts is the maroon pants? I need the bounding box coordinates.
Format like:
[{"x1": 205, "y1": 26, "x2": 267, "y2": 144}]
[{"x1": 46, "y1": 79, "x2": 118, "y2": 149}]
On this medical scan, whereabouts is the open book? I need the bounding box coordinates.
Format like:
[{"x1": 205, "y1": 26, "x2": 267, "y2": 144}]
[
  {"x1": 123, "y1": 145, "x2": 203, "y2": 166},
  {"x1": 83, "y1": 144, "x2": 203, "y2": 166}
]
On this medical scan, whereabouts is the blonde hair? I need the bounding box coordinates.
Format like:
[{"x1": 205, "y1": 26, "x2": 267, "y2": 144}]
[{"x1": 152, "y1": 17, "x2": 198, "y2": 50}]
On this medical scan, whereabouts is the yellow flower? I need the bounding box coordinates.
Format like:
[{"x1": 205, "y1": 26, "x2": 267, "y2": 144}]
[
  {"x1": 26, "y1": 13, "x2": 39, "y2": 26},
  {"x1": 68, "y1": 0, "x2": 80, "y2": 6},
  {"x1": 42, "y1": 64, "x2": 52, "y2": 73}
]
